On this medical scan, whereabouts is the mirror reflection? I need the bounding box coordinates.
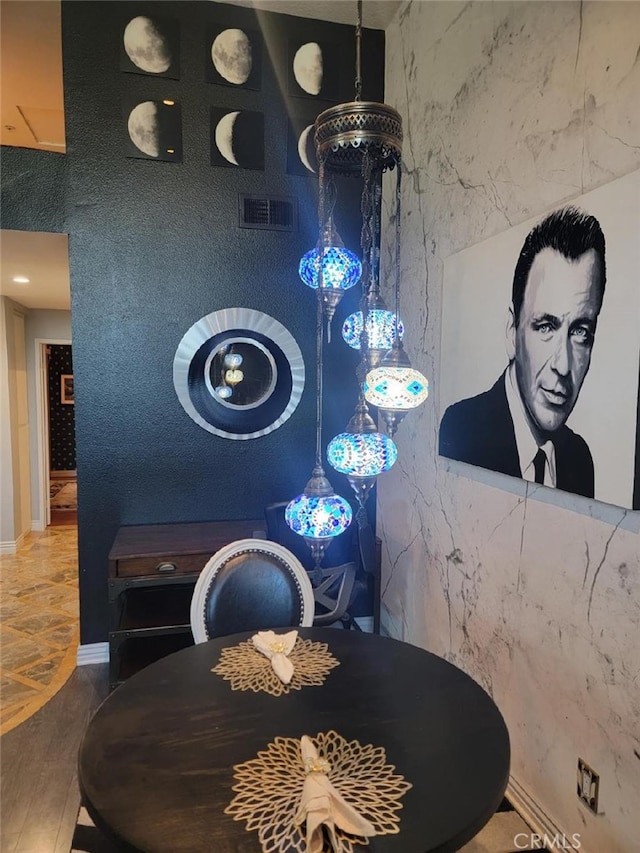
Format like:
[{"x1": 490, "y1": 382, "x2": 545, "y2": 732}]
[{"x1": 205, "y1": 338, "x2": 277, "y2": 409}]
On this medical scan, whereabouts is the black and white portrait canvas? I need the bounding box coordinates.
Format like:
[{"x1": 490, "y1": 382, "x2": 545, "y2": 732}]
[
  {"x1": 206, "y1": 25, "x2": 261, "y2": 90},
  {"x1": 439, "y1": 170, "x2": 640, "y2": 510},
  {"x1": 210, "y1": 108, "x2": 264, "y2": 170},
  {"x1": 123, "y1": 98, "x2": 182, "y2": 162},
  {"x1": 121, "y1": 16, "x2": 180, "y2": 79},
  {"x1": 286, "y1": 112, "x2": 320, "y2": 176},
  {"x1": 288, "y1": 40, "x2": 339, "y2": 100}
]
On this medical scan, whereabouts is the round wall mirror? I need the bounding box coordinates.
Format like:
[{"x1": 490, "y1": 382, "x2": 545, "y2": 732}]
[
  {"x1": 204, "y1": 338, "x2": 277, "y2": 410},
  {"x1": 173, "y1": 308, "x2": 305, "y2": 440}
]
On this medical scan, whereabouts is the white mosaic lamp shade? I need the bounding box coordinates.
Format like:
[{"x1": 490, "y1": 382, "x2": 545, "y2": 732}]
[
  {"x1": 214, "y1": 385, "x2": 233, "y2": 399},
  {"x1": 364, "y1": 366, "x2": 429, "y2": 409}
]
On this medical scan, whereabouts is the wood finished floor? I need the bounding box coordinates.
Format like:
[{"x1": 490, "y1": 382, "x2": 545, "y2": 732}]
[
  {"x1": 1, "y1": 525, "x2": 80, "y2": 735},
  {"x1": 1, "y1": 662, "x2": 109, "y2": 853}
]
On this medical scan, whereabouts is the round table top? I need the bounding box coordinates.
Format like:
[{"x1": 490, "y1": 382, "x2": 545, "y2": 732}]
[{"x1": 79, "y1": 628, "x2": 510, "y2": 853}]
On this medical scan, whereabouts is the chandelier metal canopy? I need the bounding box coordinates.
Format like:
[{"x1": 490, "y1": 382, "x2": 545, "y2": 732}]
[{"x1": 315, "y1": 100, "x2": 403, "y2": 176}]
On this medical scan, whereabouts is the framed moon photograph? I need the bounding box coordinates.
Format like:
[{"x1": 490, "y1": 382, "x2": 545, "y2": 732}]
[
  {"x1": 286, "y1": 111, "x2": 321, "y2": 176},
  {"x1": 123, "y1": 97, "x2": 182, "y2": 162},
  {"x1": 287, "y1": 39, "x2": 339, "y2": 101},
  {"x1": 210, "y1": 107, "x2": 264, "y2": 170},
  {"x1": 121, "y1": 15, "x2": 180, "y2": 79},
  {"x1": 205, "y1": 24, "x2": 262, "y2": 90}
]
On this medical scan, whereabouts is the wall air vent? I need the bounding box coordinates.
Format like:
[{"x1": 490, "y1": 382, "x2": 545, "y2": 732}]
[{"x1": 239, "y1": 194, "x2": 298, "y2": 232}]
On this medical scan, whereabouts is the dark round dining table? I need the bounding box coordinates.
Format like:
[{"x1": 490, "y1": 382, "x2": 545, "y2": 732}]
[{"x1": 78, "y1": 627, "x2": 510, "y2": 853}]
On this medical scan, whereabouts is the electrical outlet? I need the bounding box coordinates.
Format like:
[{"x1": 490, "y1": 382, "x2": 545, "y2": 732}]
[{"x1": 577, "y1": 758, "x2": 599, "y2": 813}]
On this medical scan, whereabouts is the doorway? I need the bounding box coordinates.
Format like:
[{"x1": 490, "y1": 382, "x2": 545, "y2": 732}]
[
  {"x1": 0, "y1": 228, "x2": 72, "y2": 534},
  {"x1": 36, "y1": 340, "x2": 76, "y2": 527}
]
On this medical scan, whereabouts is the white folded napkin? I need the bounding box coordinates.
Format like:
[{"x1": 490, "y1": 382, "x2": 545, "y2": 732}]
[
  {"x1": 251, "y1": 630, "x2": 298, "y2": 684},
  {"x1": 294, "y1": 735, "x2": 376, "y2": 853}
]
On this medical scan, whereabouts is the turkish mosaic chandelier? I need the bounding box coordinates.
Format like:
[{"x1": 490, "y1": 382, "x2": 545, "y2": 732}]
[{"x1": 286, "y1": 0, "x2": 429, "y2": 558}]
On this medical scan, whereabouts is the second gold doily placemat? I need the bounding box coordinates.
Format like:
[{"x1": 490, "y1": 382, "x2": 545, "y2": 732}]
[{"x1": 212, "y1": 637, "x2": 339, "y2": 696}]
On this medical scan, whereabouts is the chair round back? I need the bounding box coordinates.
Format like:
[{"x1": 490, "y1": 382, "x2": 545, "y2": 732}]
[{"x1": 190, "y1": 538, "x2": 314, "y2": 643}]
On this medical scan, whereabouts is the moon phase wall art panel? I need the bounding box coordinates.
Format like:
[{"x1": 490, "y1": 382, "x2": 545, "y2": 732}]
[
  {"x1": 121, "y1": 15, "x2": 180, "y2": 79},
  {"x1": 210, "y1": 108, "x2": 264, "y2": 170},
  {"x1": 124, "y1": 97, "x2": 182, "y2": 162},
  {"x1": 288, "y1": 40, "x2": 339, "y2": 101},
  {"x1": 205, "y1": 24, "x2": 262, "y2": 90},
  {"x1": 286, "y1": 111, "x2": 321, "y2": 176}
]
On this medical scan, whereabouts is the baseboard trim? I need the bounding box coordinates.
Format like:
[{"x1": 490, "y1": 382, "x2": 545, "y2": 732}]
[
  {"x1": 0, "y1": 531, "x2": 27, "y2": 554},
  {"x1": 31, "y1": 519, "x2": 45, "y2": 532},
  {"x1": 76, "y1": 642, "x2": 109, "y2": 666},
  {"x1": 507, "y1": 775, "x2": 581, "y2": 851},
  {"x1": 52, "y1": 469, "x2": 76, "y2": 480}
]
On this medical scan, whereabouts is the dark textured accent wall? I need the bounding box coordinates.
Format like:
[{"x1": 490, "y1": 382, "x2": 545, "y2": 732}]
[
  {"x1": 0, "y1": 147, "x2": 66, "y2": 233},
  {"x1": 57, "y1": 1, "x2": 384, "y2": 643},
  {"x1": 48, "y1": 345, "x2": 76, "y2": 471}
]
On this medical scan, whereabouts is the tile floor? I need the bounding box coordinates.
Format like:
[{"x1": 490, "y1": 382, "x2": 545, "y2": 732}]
[{"x1": 0, "y1": 525, "x2": 79, "y2": 735}]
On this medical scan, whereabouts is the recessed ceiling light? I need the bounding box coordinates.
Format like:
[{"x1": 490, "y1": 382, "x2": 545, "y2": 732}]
[{"x1": 12, "y1": 276, "x2": 30, "y2": 284}]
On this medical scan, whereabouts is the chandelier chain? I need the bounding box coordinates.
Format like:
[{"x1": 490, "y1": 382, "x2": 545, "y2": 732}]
[
  {"x1": 354, "y1": 0, "x2": 363, "y2": 101},
  {"x1": 316, "y1": 157, "x2": 327, "y2": 467},
  {"x1": 359, "y1": 149, "x2": 374, "y2": 369},
  {"x1": 394, "y1": 159, "x2": 402, "y2": 338}
]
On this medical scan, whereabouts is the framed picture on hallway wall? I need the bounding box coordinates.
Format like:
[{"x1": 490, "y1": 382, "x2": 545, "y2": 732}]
[
  {"x1": 61, "y1": 375, "x2": 74, "y2": 405},
  {"x1": 439, "y1": 169, "x2": 640, "y2": 510}
]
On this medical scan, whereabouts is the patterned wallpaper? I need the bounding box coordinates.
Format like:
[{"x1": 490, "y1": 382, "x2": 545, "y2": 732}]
[{"x1": 48, "y1": 344, "x2": 76, "y2": 471}]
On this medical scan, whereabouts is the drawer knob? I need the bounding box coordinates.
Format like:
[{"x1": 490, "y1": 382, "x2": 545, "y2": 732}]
[{"x1": 156, "y1": 561, "x2": 178, "y2": 573}]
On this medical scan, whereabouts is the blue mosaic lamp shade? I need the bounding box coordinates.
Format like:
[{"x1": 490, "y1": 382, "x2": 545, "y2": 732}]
[
  {"x1": 327, "y1": 432, "x2": 397, "y2": 477},
  {"x1": 298, "y1": 246, "x2": 362, "y2": 292},
  {"x1": 341, "y1": 310, "x2": 404, "y2": 351},
  {"x1": 214, "y1": 385, "x2": 232, "y2": 399},
  {"x1": 285, "y1": 493, "x2": 353, "y2": 539},
  {"x1": 364, "y1": 367, "x2": 430, "y2": 409}
]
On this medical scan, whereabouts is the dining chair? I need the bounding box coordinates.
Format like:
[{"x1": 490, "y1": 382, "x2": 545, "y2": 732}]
[
  {"x1": 310, "y1": 561, "x2": 359, "y2": 628},
  {"x1": 189, "y1": 538, "x2": 315, "y2": 643}
]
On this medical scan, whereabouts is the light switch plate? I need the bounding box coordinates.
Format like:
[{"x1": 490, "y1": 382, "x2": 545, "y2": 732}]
[{"x1": 577, "y1": 758, "x2": 599, "y2": 813}]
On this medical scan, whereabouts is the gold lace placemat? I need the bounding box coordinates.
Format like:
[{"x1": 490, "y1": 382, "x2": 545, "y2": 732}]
[
  {"x1": 226, "y1": 729, "x2": 412, "y2": 853},
  {"x1": 212, "y1": 637, "x2": 339, "y2": 696}
]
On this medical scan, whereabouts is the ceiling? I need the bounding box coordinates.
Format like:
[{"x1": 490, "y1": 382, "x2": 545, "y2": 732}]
[
  {"x1": 0, "y1": 0, "x2": 400, "y2": 312},
  {"x1": 222, "y1": 1, "x2": 401, "y2": 28},
  {"x1": 0, "y1": 230, "x2": 70, "y2": 310},
  {"x1": 0, "y1": 1, "x2": 65, "y2": 153}
]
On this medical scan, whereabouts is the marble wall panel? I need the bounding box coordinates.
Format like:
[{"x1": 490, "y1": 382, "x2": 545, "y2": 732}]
[{"x1": 381, "y1": 2, "x2": 640, "y2": 850}]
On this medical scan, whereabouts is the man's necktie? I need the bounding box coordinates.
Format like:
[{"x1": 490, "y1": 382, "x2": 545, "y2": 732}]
[{"x1": 533, "y1": 448, "x2": 546, "y2": 484}]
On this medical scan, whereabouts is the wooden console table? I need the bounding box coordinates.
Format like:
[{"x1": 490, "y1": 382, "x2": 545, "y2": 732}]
[{"x1": 108, "y1": 520, "x2": 263, "y2": 688}]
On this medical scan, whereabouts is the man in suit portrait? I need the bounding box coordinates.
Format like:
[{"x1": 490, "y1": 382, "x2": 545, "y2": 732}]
[{"x1": 438, "y1": 206, "x2": 606, "y2": 499}]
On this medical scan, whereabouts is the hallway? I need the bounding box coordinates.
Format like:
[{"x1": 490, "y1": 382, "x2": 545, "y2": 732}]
[{"x1": 0, "y1": 525, "x2": 79, "y2": 735}]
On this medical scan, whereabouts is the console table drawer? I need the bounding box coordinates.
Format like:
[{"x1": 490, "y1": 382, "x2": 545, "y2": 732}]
[{"x1": 115, "y1": 553, "x2": 208, "y2": 578}]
